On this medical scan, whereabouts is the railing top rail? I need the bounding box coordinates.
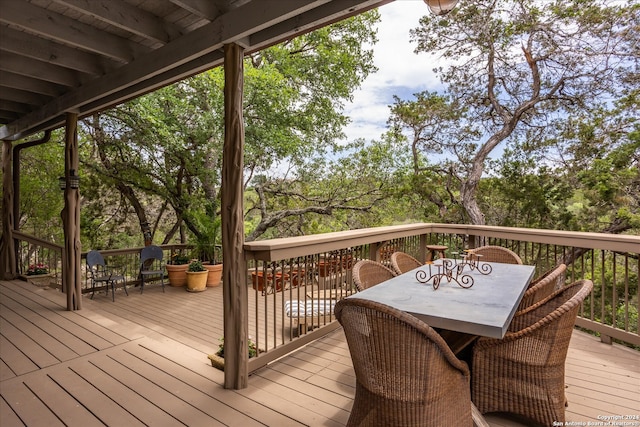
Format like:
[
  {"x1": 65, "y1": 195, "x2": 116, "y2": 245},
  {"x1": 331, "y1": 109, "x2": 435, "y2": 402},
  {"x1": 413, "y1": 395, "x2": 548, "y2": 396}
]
[
  {"x1": 439, "y1": 225, "x2": 640, "y2": 252},
  {"x1": 13, "y1": 230, "x2": 63, "y2": 251},
  {"x1": 244, "y1": 223, "x2": 640, "y2": 261},
  {"x1": 244, "y1": 223, "x2": 433, "y2": 261}
]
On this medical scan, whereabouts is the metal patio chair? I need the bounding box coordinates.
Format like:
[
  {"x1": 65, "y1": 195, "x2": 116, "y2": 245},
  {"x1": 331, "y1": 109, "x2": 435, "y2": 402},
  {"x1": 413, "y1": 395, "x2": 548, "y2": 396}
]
[{"x1": 86, "y1": 250, "x2": 128, "y2": 301}]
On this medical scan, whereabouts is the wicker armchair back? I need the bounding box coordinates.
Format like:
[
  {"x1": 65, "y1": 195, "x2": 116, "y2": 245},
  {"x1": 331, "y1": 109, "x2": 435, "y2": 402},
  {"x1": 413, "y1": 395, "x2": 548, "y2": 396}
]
[
  {"x1": 336, "y1": 298, "x2": 473, "y2": 426},
  {"x1": 389, "y1": 252, "x2": 422, "y2": 275},
  {"x1": 472, "y1": 279, "x2": 593, "y2": 426},
  {"x1": 352, "y1": 260, "x2": 396, "y2": 292},
  {"x1": 517, "y1": 263, "x2": 567, "y2": 311},
  {"x1": 468, "y1": 245, "x2": 522, "y2": 264}
]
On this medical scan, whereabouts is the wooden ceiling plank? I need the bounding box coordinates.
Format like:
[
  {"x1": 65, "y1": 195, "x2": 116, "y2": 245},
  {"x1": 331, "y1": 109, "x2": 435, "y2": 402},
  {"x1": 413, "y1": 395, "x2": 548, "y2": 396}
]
[
  {"x1": 0, "y1": 100, "x2": 31, "y2": 115},
  {"x1": 0, "y1": 71, "x2": 65, "y2": 97},
  {"x1": 53, "y1": 0, "x2": 181, "y2": 44},
  {"x1": 0, "y1": 87, "x2": 52, "y2": 107},
  {"x1": 170, "y1": 0, "x2": 223, "y2": 20},
  {"x1": 0, "y1": 0, "x2": 148, "y2": 63},
  {"x1": 0, "y1": 26, "x2": 113, "y2": 76},
  {"x1": 0, "y1": 51, "x2": 81, "y2": 87}
]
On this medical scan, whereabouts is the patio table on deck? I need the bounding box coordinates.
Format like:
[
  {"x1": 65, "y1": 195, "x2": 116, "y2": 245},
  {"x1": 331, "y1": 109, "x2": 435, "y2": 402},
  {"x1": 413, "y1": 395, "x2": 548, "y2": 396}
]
[{"x1": 347, "y1": 261, "x2": 536, "y2": 339}]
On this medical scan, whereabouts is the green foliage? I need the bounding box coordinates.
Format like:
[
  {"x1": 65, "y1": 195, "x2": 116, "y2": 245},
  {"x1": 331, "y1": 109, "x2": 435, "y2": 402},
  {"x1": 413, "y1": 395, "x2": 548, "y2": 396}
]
[
  {"x1": 187, "y1": 260, "x2": 205, "y2": 272},
  {"x1": 215, "y1": 337, "x2": 257, "y2": 359},
  {"x1": 170, "y1": 253, "x2": 190, "y2": 265}
]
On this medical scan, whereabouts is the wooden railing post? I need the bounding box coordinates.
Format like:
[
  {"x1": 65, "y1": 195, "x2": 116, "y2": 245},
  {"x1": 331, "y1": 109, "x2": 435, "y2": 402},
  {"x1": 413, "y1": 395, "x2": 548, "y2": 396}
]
[
  {"x1": 222, "y1": 42, "x2": 248, "y2": 390},
  {"x1": 61, "y1": 112, "x2": 82, "y2": 310},
  {"x1": 1, "y1": 140, "x2": 17, "y2": 279}
]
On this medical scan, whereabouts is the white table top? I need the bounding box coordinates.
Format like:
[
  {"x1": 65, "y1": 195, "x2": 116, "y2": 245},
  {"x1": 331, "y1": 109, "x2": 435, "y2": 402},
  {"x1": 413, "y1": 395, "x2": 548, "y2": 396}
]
[{"x1": 348, "y1": 261, "x2": 535, "y2": 339}]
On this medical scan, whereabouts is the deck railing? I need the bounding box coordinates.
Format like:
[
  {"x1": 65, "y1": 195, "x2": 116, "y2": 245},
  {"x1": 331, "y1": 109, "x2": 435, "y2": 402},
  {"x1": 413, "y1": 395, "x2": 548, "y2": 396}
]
[
  {"x1": 244, "y1": 223, "x2": 639, "y2": 372},
  {"x1": 13, "y1": 234, "x2": 191, "y2": 291},
  {"x1": 12, "y1": 223, "x2": 639, "y2": 374}
]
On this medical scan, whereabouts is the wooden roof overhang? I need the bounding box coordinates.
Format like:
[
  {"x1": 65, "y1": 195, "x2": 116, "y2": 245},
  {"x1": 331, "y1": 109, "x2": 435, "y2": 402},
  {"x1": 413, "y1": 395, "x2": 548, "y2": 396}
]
[
  {"x1": 0, "y1": 0, "x2": 394, "y2": 390},
  {"x1": 0, "y1": 0, "x2": 392, "y2": 141}
]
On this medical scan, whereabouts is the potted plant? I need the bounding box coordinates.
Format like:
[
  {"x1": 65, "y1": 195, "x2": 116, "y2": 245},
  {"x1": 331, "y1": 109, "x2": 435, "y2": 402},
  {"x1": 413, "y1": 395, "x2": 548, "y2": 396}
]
[
  {"x1": 185, "y1": 260, "x2": 208, "y2": 292},
  {"x1": 207, "y1": 337, "x2": 257, "y2": 371},
  {"x1": 166, "y1": 253, "x2": 190, "y2": 287},
  {"x1": 25, "y1": 263, "x2": 53, "y2": 287},
  {"x1": 196, "y1": 218, "x2": 223, "y2": 287}
]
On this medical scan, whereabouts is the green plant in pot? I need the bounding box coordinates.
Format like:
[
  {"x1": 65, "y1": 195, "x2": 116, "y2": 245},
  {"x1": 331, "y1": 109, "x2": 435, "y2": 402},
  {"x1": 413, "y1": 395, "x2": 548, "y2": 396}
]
[
  {"x1": 166, "y1": 252, "x2": 190, "y2": 287},
  {"x1": 195, "y1": 217, "x2": 223, "y2": 287},
  {"x1": 208, "y1": 337, "x2": 257, "y2": 371},
  {"x1": 185, "y1": 260, "x2": 208, "y2": 292}
]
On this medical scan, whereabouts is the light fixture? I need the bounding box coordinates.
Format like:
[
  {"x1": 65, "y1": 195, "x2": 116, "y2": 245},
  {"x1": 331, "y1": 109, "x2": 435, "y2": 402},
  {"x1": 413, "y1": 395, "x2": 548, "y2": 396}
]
[
  {"x1": 424, "y1": 0, "x2": 459, "y2": 16},
  {"x1": 58, "y1": 169, "x2": 80, "y2": 190}
]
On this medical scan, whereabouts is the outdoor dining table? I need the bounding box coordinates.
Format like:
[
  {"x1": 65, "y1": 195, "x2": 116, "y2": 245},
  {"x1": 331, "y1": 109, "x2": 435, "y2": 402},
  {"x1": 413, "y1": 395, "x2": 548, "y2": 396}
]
[{"x1": 347, "y1": 260, "x2": 536, "y2": 339}]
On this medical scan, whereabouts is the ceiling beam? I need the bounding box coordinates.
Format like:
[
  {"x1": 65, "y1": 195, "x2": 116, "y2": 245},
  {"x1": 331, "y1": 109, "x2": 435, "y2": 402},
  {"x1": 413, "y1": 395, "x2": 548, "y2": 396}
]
[
  {"x1": 53, "y1": 0, "x2": 182, "y2": 45},
  {"x1": 0, "y1": 26, "x2": 114, "y2": 76}
]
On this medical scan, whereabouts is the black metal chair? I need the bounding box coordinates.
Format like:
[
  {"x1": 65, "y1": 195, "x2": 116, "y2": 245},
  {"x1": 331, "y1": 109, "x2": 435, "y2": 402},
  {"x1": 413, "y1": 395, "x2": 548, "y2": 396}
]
[
  {"x1": 86, "y1": 250, "x2": 128, "y2": 301},
  {"x1": 139, "y1": 245, "x2": 165, "y2": 293}
]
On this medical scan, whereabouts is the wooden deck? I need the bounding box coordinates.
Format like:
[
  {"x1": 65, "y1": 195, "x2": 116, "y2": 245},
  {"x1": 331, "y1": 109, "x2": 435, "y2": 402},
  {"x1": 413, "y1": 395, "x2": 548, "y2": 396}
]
[{"x1": 1, "y1": 279, "x2": 638, "y2": 426}]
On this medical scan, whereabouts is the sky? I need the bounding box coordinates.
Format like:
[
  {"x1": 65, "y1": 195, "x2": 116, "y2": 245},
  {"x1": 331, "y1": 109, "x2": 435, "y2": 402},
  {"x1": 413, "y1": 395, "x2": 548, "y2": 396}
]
[{"x1": 340, "y1": 0, "x2": 445, "y2": 144}]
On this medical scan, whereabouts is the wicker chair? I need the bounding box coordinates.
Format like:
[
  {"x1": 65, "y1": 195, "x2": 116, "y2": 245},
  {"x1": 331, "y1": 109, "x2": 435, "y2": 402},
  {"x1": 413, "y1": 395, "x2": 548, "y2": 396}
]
[
  {"x1": 517, "y1": 263, "x2": 567, "y2": 311},
  {"x1": 467, "y1": 245, "x2": 522, "y2": 264},
  {"x1": 472, "y1": 279, "x2": 593, "y2": 426},
  {"x1": 352, "y1": 259, "x2": 396, "y2": 292},
  {"x1": 389, "y1": 251, "x2": 422, "y2": 275},
  {"x1": 335, "y1": 298, "x2": 473, "y2": 427}
]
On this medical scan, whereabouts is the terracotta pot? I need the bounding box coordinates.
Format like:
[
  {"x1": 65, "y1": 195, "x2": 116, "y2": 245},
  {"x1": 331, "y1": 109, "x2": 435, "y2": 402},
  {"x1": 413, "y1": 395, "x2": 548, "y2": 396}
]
[
  {"x1": 290, "y1": 268, "x2": 306, "y2": 287},
  {"x1": 251, "y1": 271, "x2": 289, "y2": 293},
  {"x1": 185, "y1": 270, "x2": 208, "y2": 292},
  {"x1": 204, "y1": 263, "x2": 223, "y2": 287},
  {"x1": 166, "y1": 264, "x2": 188, "y2": 287}
]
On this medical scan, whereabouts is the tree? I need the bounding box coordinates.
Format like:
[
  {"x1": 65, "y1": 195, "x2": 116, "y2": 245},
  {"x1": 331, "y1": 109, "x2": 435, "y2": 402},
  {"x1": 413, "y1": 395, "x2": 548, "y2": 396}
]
[
  {"x1": 402, "y1": 0, "x2": 638, "y2": 229},
  {"x1": 79, "y1": 12, "x2": 382, "y2": 246}
]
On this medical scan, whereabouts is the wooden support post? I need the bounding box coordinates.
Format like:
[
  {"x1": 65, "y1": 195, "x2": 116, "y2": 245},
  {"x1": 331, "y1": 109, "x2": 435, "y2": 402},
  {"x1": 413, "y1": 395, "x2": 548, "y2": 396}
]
[
  {"x1": 222, "y1": 43, "x2": 248, "y2": 389},
  {"x1": 1, "y1": 140, "x2": 17, "y2": 279},
  {"x1": 61, "y1": 113, "x2": 82, "y2": 310}
]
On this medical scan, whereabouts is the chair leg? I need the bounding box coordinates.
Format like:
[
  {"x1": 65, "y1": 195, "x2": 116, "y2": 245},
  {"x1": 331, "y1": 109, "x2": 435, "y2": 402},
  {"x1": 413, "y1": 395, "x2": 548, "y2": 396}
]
[
  {"x1": 110, "y1": 280, "x2": 115, "y2": 302},
  {"x1": 122, "y1": 280, "x2": 129, "y2": 296},
  {"x1": 90, "y1": 281, "x2": 96, "y2": 299}
]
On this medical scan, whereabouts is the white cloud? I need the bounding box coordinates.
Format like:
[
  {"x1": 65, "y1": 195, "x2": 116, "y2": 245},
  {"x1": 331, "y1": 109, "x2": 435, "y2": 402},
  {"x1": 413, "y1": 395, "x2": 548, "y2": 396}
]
[{"x1": 341, "y1": 0, "x2": 445, "y2": 143}]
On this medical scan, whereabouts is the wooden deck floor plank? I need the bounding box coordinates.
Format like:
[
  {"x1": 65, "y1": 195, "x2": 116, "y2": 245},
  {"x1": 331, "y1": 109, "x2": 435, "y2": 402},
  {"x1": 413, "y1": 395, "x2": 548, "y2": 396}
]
[
  {"x1": 0, "y1": 358, "x2": 15, "y2": 381},
  {"x1": 137, "y1": 338, "x2": 313, "y2": 427},
  {"x1": 0, "y1": 379, "x2": 64, "y2": 426},
  {"x1": 0, "y1": 285, "x2": 121, "y2": 350},
  {"x1": 46, "y1": 366, "x2": 147, "y2": 427},
  {"x1": 116, "y1": 345, "x2": 265, "y2": 427},
  {"x1": 0, "y1": 334, "x2": 39, "y2": 377},
  {"x1": 93, "y1": 351, "x2": 224, "y2": 426},
  {"x1": 0, "y1": 395, "x2": 24, "y2": 427},
  {"x1": 0, "y1": 315, "x2": 62, "y2": 369},
  {"x1": 98, "y1": 286, "x2": 221, "y2": 335},
  {"x1": 0, "y1": 293, "x2": 98, "y2": 356},
  {"x1": 243, "y1": 373, "x2": 347, "y2": 427},
  {"x1": 83, "y1": 293, "x2": 217, "y2": 354},
  {"x1": 23, "y1": 373, "x2": 105, "y2": 427},
  {"x1": 0, "y1": 303, "x2": 79, "y2": 362},
  {"x1": 70, "y1": 357, "x2": 185, "y2": 427}
]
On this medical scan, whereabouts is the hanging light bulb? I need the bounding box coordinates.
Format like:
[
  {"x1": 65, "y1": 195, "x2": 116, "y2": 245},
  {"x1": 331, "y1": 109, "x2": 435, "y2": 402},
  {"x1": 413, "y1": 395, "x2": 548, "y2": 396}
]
[{"x1": 424, "y1": 0, "x2": 460, "y2": 16}]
